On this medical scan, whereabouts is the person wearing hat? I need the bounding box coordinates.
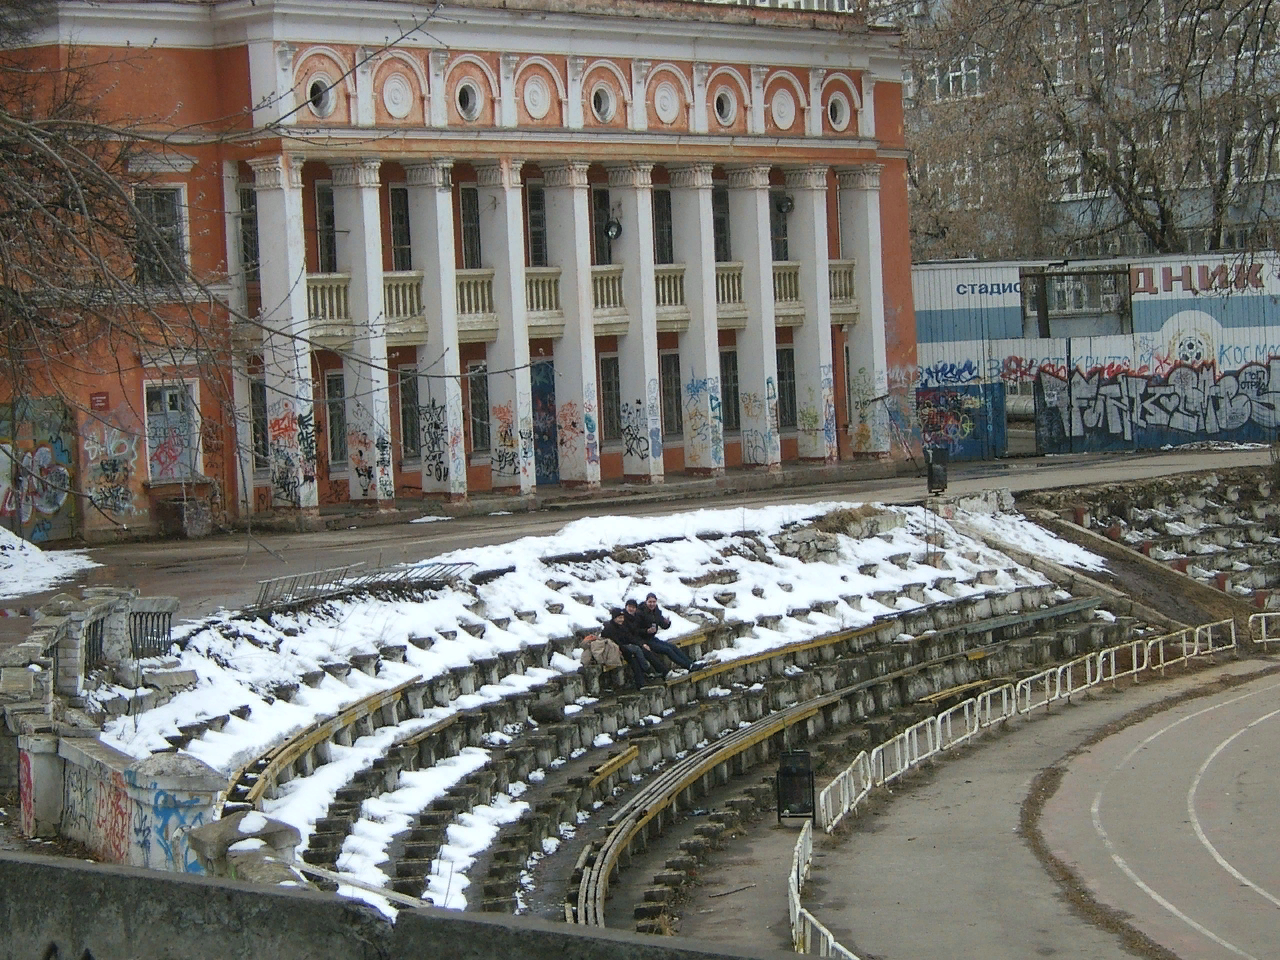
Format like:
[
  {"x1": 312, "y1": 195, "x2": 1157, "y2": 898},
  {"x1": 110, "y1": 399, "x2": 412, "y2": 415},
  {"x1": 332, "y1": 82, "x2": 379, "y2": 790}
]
[
  {"x1": 601, "y1": 606, "x2": 666, "y2": 689},
  {"x1": 623, "y1": 596, "x2": 700, "y2": 673}
]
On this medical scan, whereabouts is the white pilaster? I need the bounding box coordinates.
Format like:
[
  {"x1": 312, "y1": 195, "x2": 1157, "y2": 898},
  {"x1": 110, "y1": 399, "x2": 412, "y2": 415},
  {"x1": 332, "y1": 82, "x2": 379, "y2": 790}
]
[
  {"x1": 476, "y1": 159, "x2": 535, "y2": 494},
  {"x1": 499, "y1": 54, "x2": 519, "y2": 128},
  {"x1": 726, "y1": 164, "x2": 780, "y2": 470},
  {"x1": 669, "y1": 163, "x2": 724, "y2": 475},
  {"x1": 566, "y1": 57, "x2": 586, "y2": 130},
  {"x1": 355, "y1": 47, "x2": 375, "y2": 125},
  {"x1": 248, "y1": 154, "x2": 318, "y2": 511},
  {"x1": 785, "y1": 165, "x2": 836, "y2": 462},
  {"x1": 230, "y1": 352, "x2": 255, "y2": 516},
  {"x1": 749, "y1": 65, "x2": 768, "y2": 135},
  {"x1": 629, "y1": 60, "x2": 650, "y2": 131},
  {"x1": 406, "y1": 160, "x2": 468, "y2": 498},
  {"x1": 247, "y1": 41, "x2": 296, "y2": 128},
  {"x1": 859, "y1": 74, "x2": 877, "y2": 139},
  {"x1": 332, "y1": 158, "x2": 395, "y2": 505},
  {"x1": 543, "y1": 161, "x2": 601, "y2": 488},
  {"x1": 806, "y1": 68, "x2": 827, "y2": 137},
  {"x1": 607, "y1": 162, "x2": 663, "y2": 483},
  {"x1": 691, "y1": 64, "x2": 710, "y2": 135},
  {"x1": 838, "y1": 164, "x2": 890, "y2": 454},
  {"x1": 428, "y1": 51, "x2": 450, "y2": 127}
]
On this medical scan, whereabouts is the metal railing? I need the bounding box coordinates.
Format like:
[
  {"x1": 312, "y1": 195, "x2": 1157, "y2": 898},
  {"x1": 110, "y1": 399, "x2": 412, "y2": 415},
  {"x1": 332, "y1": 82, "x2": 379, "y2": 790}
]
[
  {"x1": 804, "y1": 617, "x2": 1237, "y2": 958},
  {"x1": 789, "y1": 821, "x2": 860, "y2": 959},
  {"x1": 1250, "y1": 611, "x2": 1280, "y2": 646},
  {"x1": 246, "y1": 560, "x2": 474, "y2": 617},
  {"x1": 83, "y1": 617, "x2": 108, "y2": 670},
  {"x1": 129, "y1": 610, "x2": 174, "y2": 659}
]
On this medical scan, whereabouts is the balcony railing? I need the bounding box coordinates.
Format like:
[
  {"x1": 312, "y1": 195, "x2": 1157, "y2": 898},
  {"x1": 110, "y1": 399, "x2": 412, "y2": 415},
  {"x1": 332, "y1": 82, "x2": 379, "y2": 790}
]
[
  {"x1": 715, "y1": 262, "x2": 744, "y2": 307},
  {"x1": 307, "y1": 273, "x2": 351, "y2": 321},
  {"x1": 384, "y1": 271, "x2": 423, "y2": 320},
  {"x1": 654, "y1": 265, "x2": 686, "y2": 310},
  {"x1": 591, "y1": 264, "x2": 626, "y2": 314},
  {"x1": 456, "y1": 268, "x2": 496, "y2": 317},
  {"x1": 525, "y1": 267, "x2": 562, "y2": 315},
  {"x1": 828, "y1": 259, "x2": 856, "y2": 304},
  {"x1": 773, "y1": 262, "x2": 802, "y2": 304}
]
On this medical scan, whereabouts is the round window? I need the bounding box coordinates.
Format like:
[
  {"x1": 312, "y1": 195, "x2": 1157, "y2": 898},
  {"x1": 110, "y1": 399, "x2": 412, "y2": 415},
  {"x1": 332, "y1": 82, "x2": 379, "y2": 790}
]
[
  {"x1": 457, "y1": 80, "x2": 482, "y2": 121},
  {"x1": 307, "y1": 75, "x2": 335, "y2": 117},
  {"x1": 713, "y1": 88, "x2": 736, "y2": 126},
  {"x1": 591, "y1": 83, "x2": 616, "y2": 123},
  {"x1": 827, "y1": 92, "x2": 851, "y2": 132}
]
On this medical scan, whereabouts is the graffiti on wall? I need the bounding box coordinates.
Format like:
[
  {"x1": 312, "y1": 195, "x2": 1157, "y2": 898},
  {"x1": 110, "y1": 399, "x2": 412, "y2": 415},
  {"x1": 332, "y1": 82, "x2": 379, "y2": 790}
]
[
  {"x1": 682, "y1": 373, "x2": 724, "y2": 469},
  {"x1": 1037, "y1": 356, "x2": 1280, "y2": 452},
  {"x1": 82, "y1": 415, "x2": 140, "y2": 518},
  {"x1": 917, "y1": 384, "x2": 1007, "y2": 459},
  {"x1": 18, "y1": 750, "x2": 33, "y2": 834},
  {"x1": 2, "y1": 399, "x2": 76, "y2": 541},
  {"x1": 620, "y1": 400, "x2": 650, "y2": 460},
  {"x1": 267, "y1": 398, "x2": 317, "y2": 509}
]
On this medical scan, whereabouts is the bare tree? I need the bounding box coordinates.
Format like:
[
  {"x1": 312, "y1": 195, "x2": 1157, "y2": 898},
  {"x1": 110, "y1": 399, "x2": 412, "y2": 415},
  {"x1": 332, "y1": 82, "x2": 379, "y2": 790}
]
[{"x1": 904, "y1": 0, "x2": 1280, "y2": 260}]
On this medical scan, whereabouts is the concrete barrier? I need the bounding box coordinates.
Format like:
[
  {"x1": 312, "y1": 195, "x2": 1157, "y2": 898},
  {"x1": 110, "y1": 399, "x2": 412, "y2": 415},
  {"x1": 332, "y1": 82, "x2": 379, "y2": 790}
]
[{"x1": 0, "y1": 851, "x2": 788, "y2": 960}]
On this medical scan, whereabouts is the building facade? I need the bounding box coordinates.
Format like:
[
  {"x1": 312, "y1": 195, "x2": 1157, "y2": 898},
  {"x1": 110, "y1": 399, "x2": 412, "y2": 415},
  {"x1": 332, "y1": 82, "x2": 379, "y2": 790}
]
[{"x1": 9, "y1": 0, "x2": 917, "y2": 540}]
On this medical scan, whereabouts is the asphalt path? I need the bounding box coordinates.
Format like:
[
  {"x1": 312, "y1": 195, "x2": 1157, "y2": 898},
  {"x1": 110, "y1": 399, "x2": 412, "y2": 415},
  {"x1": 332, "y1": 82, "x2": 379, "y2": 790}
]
[
  {"x1": 2, "y1": 447, "x2": 1270, "y2": 632},
  {"x1": 1041, "y1": 668, "x2": 1280, "y2": 960}
]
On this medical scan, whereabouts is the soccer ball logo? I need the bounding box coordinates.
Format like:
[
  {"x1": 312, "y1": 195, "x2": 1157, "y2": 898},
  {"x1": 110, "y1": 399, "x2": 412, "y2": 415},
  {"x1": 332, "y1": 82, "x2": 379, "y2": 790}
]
[{"x1": 1175, "y1": 334, "x2": 1207, "y2": 367}]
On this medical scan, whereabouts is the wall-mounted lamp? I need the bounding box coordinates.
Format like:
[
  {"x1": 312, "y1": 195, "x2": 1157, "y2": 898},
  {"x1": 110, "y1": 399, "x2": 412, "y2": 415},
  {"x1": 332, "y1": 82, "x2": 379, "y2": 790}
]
[
  {"x1": 775, "y1": 195, "x2": 795, "y2": 214},
  {"x1": 604, "y1": 219, "x2": 623, "y2": 241}
]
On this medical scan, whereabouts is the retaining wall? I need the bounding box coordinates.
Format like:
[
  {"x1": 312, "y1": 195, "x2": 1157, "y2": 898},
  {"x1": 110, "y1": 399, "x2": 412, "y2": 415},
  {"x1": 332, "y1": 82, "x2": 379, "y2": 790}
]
[{"x1": 0, "y1": 851, "x2": 789, "y2": 960}]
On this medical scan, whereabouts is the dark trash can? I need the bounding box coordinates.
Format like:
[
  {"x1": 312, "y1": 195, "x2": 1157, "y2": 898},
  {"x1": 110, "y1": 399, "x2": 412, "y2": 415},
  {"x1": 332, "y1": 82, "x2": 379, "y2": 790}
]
[
  {"x1": 925, "y1": 446, "x2": 949, "y2": 495},
  {"x1": 776, "y1": 749, "x2": 815, "y2": 822}
]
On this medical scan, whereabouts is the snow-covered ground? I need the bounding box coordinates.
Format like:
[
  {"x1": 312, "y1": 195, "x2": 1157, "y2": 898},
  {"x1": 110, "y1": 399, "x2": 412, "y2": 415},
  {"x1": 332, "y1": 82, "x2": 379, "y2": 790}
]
[
  {"x1": 8, "y1": 498, "x2": 1108, "y2": 916},
  {"x1": 0, "y1": 526, "x2": 98, "y2": 601}
]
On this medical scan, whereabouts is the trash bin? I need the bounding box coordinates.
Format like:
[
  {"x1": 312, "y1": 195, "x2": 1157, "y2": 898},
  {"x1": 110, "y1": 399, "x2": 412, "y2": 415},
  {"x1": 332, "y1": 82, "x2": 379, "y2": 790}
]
[
  {"x1": 776, "y1": 749, "x2": 815, "y2": 822},
  {"x1": 925, "y1": 445, "x2": 949, "y2": 495}
]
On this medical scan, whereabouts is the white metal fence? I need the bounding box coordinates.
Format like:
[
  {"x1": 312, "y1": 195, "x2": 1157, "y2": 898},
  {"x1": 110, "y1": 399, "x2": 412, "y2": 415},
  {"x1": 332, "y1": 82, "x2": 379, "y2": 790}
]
[
  {"x1": 792, "y1": 619, "x2": 1236, "y2": 958},
  {"x1": 1249, "y1": 612, "x2": 1280, "y2": 647}
]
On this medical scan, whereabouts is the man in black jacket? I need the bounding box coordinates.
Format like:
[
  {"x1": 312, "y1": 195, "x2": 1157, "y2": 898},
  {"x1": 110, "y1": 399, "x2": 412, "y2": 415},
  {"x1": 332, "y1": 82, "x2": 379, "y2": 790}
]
[
  {"x1": 624, "y1": 595, "x2": 700, "y2": 672},
  {"x1": 601, "y1": 607, "x2": 667, "y2": 689}
]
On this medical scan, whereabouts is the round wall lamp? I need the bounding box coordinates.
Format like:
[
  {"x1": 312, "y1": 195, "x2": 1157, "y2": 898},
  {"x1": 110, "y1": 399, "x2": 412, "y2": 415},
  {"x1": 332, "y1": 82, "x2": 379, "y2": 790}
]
[
  {"x1": 775, "y1": 195, "x2": 795, "y2": 214},
  {"x1": 604, "y1": 219, "x2": 623, "y2": 240}
]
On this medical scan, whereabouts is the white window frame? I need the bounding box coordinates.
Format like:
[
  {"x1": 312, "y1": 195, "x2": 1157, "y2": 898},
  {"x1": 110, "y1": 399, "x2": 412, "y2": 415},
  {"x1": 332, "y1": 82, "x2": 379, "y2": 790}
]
[{"x1": 143, "y1": 377, "x2": 203, "y2": 482}]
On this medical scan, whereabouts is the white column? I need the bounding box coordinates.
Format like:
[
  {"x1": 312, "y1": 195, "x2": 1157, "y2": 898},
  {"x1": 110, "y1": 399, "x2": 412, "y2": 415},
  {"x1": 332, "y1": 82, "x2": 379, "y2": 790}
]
[
  {"x1": 607, "y1": 161, "x2": 664, "y2": 484},
  {"x1": 838, "y1": 164, "x2": 890, "y2": 454},
  {"x1": 248, "y1": 154, "x2": 318, "y2": 511},
  {"x1": 229, "y1": 354, "x2": 255, "y2": 515},
  {"x1": 332, "y1": 158, "x2": 395, "y2": 506},
  {"x1": 786, "y1": 165, "x2": 836, "y2": 462},
  {"x1": 476, "y1": 159, "x2": 535, "y2": 494},
  {"x1": 566, "y1": 57, "x2": 586, "y2": 130},
  {"x1": 406, "y1": 159, "x2": 468, "y2": 499},
  {"x1": 543, "y1": 161, "x2": 601, "y2": 488},
  {"x1": 726, "y1": 164, "x2": 780, "y2": 470},
  {"x1": 669, "y1": 162, "x2": 724, "y2": 475}
]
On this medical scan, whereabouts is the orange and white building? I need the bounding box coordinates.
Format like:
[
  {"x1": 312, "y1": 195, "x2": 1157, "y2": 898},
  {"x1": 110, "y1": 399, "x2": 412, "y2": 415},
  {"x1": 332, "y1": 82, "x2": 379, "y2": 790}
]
[{"x1": 20, "y1": 0, "x2": 917, "y2": 538}]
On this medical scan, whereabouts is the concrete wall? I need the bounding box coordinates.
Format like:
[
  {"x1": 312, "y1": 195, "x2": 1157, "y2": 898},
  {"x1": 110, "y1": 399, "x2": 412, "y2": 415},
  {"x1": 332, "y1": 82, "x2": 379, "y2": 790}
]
[{"x1": 0, "y1": 851, "x2": 790, "y2": 960}]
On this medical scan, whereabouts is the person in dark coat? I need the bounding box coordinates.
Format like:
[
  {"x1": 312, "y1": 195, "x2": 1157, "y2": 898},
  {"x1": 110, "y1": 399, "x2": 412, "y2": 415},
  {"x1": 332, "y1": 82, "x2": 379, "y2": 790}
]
[
  {"x1": 624, "y1": 596, "x2": 700, "y2": 672},
  {"x1": 601, "y1": 607, "x2": 666, "y2": 689}
]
